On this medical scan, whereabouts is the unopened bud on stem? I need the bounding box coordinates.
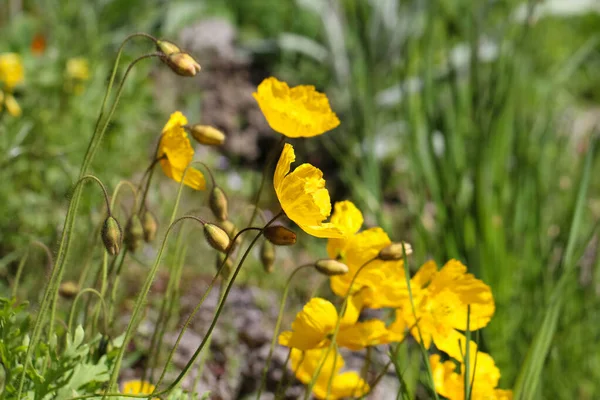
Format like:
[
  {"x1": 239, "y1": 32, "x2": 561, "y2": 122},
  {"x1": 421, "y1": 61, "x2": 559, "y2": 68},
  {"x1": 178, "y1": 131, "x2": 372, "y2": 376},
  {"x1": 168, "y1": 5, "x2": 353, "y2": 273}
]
[
  {"x1": 163, "y1": 52, "x2": 201, "y2": 77},
  {"x1": 204, "y1": 223, "x2": 231, "y2": 253},
  {"x1": 315, "y1": 259, "x2": 349, "y2": 276},
  {"x1": 377, "y1": 242, "x2": 412, "y2": 261},
  {"x1": 156, "y1": 39, "x2": 181, "y2": 56},
  {"x1": 260, "y1": 241, "x2": 275, "y2": 273},
  {"x1": 141, "y1": 210, "x2": 158, "y2": 242},
  {"x1": 264, "y1": 225, "x2": 297, "y2": 246},
  {"x1": 187, "y1": 125, "x2": 226, "y2": 146},
  {"x1": 209, "y1": 186, "x2": 228, "y2": 221},
  {"x1": 102, "y1": 216, "x2": 122, "y2": 255},
  {"x1": 125, "y1": 215, "x2": 144, "y2": 252},
  {"x1": 59, "y1": 281, "x2": 80, "y2": 299}
]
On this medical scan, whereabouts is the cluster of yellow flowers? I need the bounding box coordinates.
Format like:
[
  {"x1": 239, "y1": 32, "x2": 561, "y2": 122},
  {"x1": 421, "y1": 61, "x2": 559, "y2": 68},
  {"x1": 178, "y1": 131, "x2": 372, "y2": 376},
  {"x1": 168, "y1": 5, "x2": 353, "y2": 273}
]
[{"x1": 153, "y1": 75, "x2": 511, "y2": 399}]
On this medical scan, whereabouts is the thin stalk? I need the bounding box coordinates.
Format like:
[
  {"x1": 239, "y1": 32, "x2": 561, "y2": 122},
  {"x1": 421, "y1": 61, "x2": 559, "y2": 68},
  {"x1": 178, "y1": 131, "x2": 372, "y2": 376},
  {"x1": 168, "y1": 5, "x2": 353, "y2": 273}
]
[
  {"x1": 11, "y1": 251, "x2": 29, "y2": 299},
  {"x1": 67, "y1": 288, "x2": 108, "y2": 335},
  {"x1": 256, "y1": 264, "x2": 314, "y2": 399},
  {"x1": 153, "y1": 226, "x2": 262, "y2": 389}
]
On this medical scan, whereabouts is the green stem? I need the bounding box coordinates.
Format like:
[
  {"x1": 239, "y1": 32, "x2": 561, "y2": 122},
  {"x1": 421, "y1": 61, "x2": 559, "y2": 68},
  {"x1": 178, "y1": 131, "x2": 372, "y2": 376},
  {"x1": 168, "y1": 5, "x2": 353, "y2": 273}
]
[
  {"x1": 153, "y1": 226, "x2": 267, "y2": 389},
  {"x1": 11, "y1": 251, "x2": 28, "y2": 300},
  {"x1": 103, "y1": 216, "x2": 207, "y2": 396},
  {"x1": 256, "y1": 264, "x2": 314, "y2": 399},
  {"x1": 67, "y1": 288, "x2": 108, "y2": 335}
]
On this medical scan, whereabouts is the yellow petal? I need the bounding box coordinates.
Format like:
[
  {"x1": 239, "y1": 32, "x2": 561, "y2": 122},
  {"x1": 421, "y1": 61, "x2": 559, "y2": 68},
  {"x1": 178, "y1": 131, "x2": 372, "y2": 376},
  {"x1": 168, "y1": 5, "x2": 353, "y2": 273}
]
[
  {"x1": 340, "y1": 292, "x2": 364, "y2": 326},
  {"x1": 337, "y1": 320, "x2": 394, "y2": 350},
  {"x1": 313, "y1": 371, "x2": 370, "y2": 400},
  {"x1": 432, "y1": 329, "x2": 478, "y2": 363},
  {"x1": 280, "y1": 298, "x2": 338, "y2": 350},
  {"x1": 290, "y1": 348, "x2": 345, "y2": 385},
  {"x1": 0, "y1": 53, "x2": 24, "y2": 90},
  {"x1": 330, "y1": 200, "x2": 363, "y2": 235},
  {"x1": 157, "y1": 112, "x2": 206, "y2": 190},
  {"x1": 121, "y1": 380, "x2": 156, "y2": 395},
  {"x1": 253, "y1": 76, "x2": 340, "y2": 138},
  {"x1": 274, "y1": 143, "x2": 344, "y2": 239}
]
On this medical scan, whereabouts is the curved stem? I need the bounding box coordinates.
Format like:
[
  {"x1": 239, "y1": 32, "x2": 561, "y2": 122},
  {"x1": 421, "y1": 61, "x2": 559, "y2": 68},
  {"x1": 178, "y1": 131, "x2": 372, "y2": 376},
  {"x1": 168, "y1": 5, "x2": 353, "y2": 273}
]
[
  {"x1": 67, "y1": 288, "x2": 108, "y2": 335},
  {"x1": 103, "y1": 215, "x2": 207, "y2": 396},
  {"x1": 18, "y1": 35, "x2": 157, "y2": 399},
  {"x1": 256, "y1": 263, "x2": 314, "y2": 399},
  {"x1": 153, "y1": 226, "x2": 264, "y2": 389},
  {"x1": 110, "y1": 180, "x2": 139, "y2": 213},
  {"x1": 152, "y1": 212, "x2": 282, "y2": 395},
  {"x1": 11, "y1": 251, "x2": 29, "y2": 299},
  {"x1": 305, "y1": 257, "x2": 378, "y2": 400}
]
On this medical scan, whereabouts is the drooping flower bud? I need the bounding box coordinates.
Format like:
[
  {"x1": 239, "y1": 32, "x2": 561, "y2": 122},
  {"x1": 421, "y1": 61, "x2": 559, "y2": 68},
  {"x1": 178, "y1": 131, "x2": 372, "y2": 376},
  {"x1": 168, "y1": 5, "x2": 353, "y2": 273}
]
[
  {"x1": 377, "y1": 242, "x2": 413, "y2": 261},
  {"x1": 215, "y1": 253, "x2": 233, "y2": 279},
  {"x1": 314, "y1": 259, "x2": 349, "y2": 276},
  {"x1": 125, "y1": 215, "x2": 144, "y2": 252},
  {"x1": 260, "y1": 241, "x2": 275, "y2": 273},
  {"x1": 58, "y1": 281, "x2": 80, "y2": 299},
  {"x1": 209, "y1": 186, "x2": 228, "y2": 221},
  {"x1": 163, "y1": 52, "x2": 201, "y2": 77},
  {"x1": 264, "y1": 225, "x2": 297, "y2": 246},
  {"x1": 187, "y1": 125, "x2": 226, "y2": 146},
  {"x1": 156, "y1": 39, "x2": 181, "y2": 56},
  {"x1": 141, "y1": 210, "x2": 158, "y2": 242},
  {"x1": 101, "y1": 216, "x2": 122, "y2": 256},
  {"x1": 204, "y1": 223, "x2": 231, "y2": 253}
]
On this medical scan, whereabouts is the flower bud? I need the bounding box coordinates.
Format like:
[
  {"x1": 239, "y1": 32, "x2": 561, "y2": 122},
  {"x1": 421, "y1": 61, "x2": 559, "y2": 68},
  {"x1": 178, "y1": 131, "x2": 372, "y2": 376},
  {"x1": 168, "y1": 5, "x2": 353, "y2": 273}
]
[
  {"x1": 141, "y1": 210, "x2": 158, "y2": 242},
  {"x1": 209, "y1": 186, "x2": 228, "y2": 221},
  {"x1": 260, "y1": 241, "x2": 275, "y2": 273},
  {"x1": 216, "y1": 253, "x2": 233, "y2": 279},
  {"x1": 125, "y1": 215, "x2": 144, "y2": 252},
  {"x1": 264, "y1": 225, "x2": 297, "y2": 246},
  {"x1": 314, "y1": 259, "x2": 349, "y2": 276},
  {"x1": 187, "y1": 125, "x2": 226, "y2": 146},
  {"x1": 163, "y1": 52, "x2": 201, "y2": 77},
  {"x1": 377, "y1": 242, "x2": 413, "y2": 261},
  {"x1": 156, "y1": 39, "x2": 181, "y2": 56},
  {"x1": 101, "y1": 216, "x2": 122, "y2": 255},
  {"x1": 204, "y1": 223, "x2": 231, "y2": 253},
  {"x1": 58, "y1": 281, "x2": 80, "y2": 299}
]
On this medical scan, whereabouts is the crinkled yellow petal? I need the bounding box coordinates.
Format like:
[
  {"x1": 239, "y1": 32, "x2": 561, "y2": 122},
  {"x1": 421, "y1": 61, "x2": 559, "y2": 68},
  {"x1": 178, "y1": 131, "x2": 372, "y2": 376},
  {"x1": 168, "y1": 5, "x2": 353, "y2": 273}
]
[
  {"x1": 430, "y1": 354, "x2": 464, "y2": 400},
  {"x1": 4, "y1": 93, "x2": 21, "y2": 117},
  {"x1": 279, "y1": 298, "x2": 338, "y2": 350},
  {"x1": 340, "y1": 292, "x2": 364, "y2": 326},
  {"x1": 157, "y1": 111, "x2": 206, "y2": 190},
  {"x1": 327, "y1": 200, "x2": 364, "y2": 258},
  {"x1": 274, "y1": 144, "x2": 344, "y2": 238},
  {"x1": 431, "y1": 259, "x2": 495, "y2": 330},
  {"x1": 253, "y1": 76, "x2": 340, "y2": 138},
  {"x1": 433, "y1": 329, "x2": 478, "y2": 363},
  {"x1": 290, "y1": 348, "x2": 345, "y2": 385},
  {"x1": 412, "y1": 260, "x2": 438, "y2": 288},
  {"x1": 313, "y1": 371, "x2": 370, "y2": 400},
  {"x1": 337, "y1": 320, "x2": 395, "y2": 350}
]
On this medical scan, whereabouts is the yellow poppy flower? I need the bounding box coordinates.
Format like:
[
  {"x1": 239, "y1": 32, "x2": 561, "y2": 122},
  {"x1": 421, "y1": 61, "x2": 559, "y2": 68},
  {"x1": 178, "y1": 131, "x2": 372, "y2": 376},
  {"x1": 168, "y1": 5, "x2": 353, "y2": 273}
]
[
  {"x1": 157, "y1": 111, "x2": 206, "y2": 190},
  {"x1": 430, "y1": 352, "x2": 513, "y2": 400},
  {"x1": 274, "y1": 143, "x2": 343, "y2": 238},
  {"x1": 390, "y1": 259, "x2": 495, "y2": 360},
  {"x1": 253, "y1": 76, "x2": 340, "y2": 138},
  {"x1": 329, "y1": 227, "x2": 411, "y2": 308},
  {"x1": 0, "y1": 53, "x2": 24, "y2": 90},
  {"x1": 290, "y1": 348, "x2": 369, "y2": 400},
  {"x1": 278, "y1": 296, "x2": 394, "y2": 351},
  {"x1": 121, "y1": 379, "x2": 156, "y2": 396}
]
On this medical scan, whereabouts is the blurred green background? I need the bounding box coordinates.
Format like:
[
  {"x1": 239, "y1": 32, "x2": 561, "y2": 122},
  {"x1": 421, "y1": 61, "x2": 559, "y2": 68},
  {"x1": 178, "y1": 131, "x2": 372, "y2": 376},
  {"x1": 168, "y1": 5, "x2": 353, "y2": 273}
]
[{"x1": 1, "y1": 0, "x2": 600, "y2": 399}]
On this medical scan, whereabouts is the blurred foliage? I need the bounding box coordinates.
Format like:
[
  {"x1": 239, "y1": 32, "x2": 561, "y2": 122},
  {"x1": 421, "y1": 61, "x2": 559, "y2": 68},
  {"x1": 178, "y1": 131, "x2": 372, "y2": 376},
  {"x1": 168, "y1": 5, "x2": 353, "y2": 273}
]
[{"x1": 1, "y1": 0, "x2": 600, "y2": 399}]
